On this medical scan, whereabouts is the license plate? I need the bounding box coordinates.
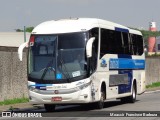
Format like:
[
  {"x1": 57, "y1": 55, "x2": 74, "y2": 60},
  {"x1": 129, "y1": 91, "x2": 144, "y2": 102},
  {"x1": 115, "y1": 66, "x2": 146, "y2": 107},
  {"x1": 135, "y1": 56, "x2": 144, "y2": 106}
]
[{"x1": 51, "y1": 97, "x2": 62, "y2": 101}]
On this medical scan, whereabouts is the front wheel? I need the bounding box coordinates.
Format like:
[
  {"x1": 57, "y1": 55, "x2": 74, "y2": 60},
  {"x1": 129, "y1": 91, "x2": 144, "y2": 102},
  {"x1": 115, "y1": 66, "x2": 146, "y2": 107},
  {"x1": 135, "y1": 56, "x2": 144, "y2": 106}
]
[
  {"x1": 95, "y1": 91, "x2": 105, "y2": 109},
  {"x1": 44, "y1": 104, "x2": 56, "y2": 112}
]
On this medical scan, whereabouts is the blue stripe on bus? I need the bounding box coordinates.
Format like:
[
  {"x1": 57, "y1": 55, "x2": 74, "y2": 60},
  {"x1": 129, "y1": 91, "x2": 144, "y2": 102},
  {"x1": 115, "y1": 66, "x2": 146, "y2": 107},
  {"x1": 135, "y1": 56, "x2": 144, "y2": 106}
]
[
  {"x1": 109, "y1": 58, "x2": 145, "y2": 69},
  {"x1": 115, "y1": 27, "x2": 129, "y2": 33},
  {"x1": 30, "y1": 84, "x2": 52, "y2": 87},
  {"x1": 30, "y1": 84, "x2": 52, "y2": 90}
]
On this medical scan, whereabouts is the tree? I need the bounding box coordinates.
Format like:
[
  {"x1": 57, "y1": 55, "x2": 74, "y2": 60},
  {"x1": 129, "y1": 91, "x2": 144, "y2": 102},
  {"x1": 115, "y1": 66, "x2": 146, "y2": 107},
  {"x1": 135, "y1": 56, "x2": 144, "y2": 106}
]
[
  {"x1": 129, "y1": 27, "x2": 160, "y2": 46},
  {"x1": 15, "y1": 29, "x2": 23, "y2": 32},
  {"x1": 15, "y1": 27, "x2": 34, "y2": 33},
  {"x1": 25, "y1": 27, "x2": 34, "y2": 33}
]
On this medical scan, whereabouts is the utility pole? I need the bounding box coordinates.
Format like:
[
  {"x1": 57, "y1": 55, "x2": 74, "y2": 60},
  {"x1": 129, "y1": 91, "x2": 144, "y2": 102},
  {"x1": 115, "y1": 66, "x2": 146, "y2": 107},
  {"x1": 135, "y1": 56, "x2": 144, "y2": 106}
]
[{"x1": 24, "y1": 26, "x2": 26, "y2": 42}]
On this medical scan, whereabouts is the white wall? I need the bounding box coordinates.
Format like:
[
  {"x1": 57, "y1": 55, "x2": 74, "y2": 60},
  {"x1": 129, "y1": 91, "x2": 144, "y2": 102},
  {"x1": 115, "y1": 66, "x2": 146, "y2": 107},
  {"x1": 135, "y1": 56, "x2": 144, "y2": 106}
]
[{"x1": 0, "y1": 32, "x2": 30, "y2": 47}]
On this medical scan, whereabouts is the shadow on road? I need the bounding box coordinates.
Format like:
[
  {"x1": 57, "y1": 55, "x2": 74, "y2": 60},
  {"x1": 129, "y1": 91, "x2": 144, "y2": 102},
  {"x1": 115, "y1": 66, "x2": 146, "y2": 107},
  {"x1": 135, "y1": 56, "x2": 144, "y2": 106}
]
[
  {"x1": 14, "y1": 99, "x2": 139, "y2": 113},
  {"x1": 0, "y1": 100, "x2": 140, "y2": 117}
]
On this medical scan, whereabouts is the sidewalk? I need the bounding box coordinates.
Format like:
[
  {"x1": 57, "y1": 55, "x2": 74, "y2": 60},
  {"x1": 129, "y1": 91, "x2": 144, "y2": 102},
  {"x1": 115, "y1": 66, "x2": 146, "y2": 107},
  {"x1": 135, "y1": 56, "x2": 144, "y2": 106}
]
[
  {"x1": 0, "y1": 102, "x2": 35, "y2": 112},
  {"x1": 0, "y1": 87, "x2": 160, "y2": 112},
  {"x1": 145, "y1": 86, "x2": 160, "y2": 92}
]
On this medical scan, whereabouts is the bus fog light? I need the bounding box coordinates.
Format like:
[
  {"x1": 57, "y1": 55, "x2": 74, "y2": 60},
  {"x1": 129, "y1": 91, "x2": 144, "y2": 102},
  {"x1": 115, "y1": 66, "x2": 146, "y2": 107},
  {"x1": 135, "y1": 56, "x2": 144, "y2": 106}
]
[
  {"x1": 29, "y1": 96, "x2": 32, "y2": 100},
  {"x1": 84, "y1": 94, "x2": 88, "y2": 98},
  {"x1": 29, "y1": 86, "x2": 38, "y2": 92}
]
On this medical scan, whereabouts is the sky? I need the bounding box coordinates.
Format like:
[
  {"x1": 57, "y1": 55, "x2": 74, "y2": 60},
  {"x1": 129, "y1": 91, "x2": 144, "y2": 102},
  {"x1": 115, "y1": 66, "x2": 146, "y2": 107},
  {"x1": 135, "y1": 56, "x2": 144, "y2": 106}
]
[{"x1": 0, "y1": 0, "x2": 160, "y2": 32}]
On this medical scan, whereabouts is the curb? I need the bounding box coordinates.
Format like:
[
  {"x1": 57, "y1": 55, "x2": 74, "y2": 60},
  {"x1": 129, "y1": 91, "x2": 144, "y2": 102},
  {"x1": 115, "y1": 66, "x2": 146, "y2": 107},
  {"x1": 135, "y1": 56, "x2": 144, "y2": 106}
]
[{"x1": 145, "y1": 89, "x2": 160, "y2": 94}]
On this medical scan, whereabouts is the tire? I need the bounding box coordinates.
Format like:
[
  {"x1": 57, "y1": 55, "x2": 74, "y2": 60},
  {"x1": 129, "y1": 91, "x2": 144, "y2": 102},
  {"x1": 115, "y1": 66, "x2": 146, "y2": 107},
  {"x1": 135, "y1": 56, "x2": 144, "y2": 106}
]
[
  {"x1": 120, "y1": 84, "x2": 136, "y2": 103},
  {"x1": 128, "y1": 84, "x2": 136, "y2": 103},
  {"x1": 44, "y1": 104, "x2": 56, "y2": 112},
  {"x1": 95, "y1": 90, "x2": 105, "y2": 109}
]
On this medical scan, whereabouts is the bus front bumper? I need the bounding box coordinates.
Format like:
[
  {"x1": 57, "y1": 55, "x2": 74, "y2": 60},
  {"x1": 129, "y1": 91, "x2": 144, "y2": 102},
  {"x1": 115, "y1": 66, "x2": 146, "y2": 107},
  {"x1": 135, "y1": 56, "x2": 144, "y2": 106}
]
[{"x1": 29, "y1": 85, "x2": 92, "y2": 105}]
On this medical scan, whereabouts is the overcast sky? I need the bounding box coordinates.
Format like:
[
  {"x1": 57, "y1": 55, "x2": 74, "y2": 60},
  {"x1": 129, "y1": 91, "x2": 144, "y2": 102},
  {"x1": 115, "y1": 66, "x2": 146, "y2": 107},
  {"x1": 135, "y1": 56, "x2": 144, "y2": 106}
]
[{"x1": 0, "y1": 0, "x2": 160, "y2": 31}]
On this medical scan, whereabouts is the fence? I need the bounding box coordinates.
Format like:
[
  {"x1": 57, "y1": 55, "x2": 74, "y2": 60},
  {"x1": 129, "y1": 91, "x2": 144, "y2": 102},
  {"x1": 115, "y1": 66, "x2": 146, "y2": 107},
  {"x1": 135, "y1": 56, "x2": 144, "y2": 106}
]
[{"x1": 0, "y1": 47, "x2": 28, "y2": 101}]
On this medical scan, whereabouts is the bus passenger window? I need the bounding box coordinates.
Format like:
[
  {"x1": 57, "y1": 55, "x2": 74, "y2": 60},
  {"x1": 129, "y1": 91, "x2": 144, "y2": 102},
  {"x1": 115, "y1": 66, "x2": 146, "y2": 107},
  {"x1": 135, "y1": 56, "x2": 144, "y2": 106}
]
[
  {"x1": 89, "y1": 28, "x2": 99, "y2": 72},
  {"x1": 114, "y1": 31, "x2": 123, "y2": 54},
  {"x1": 100, "y1": 29, "x2": 115, "y2": 57},
  {"x1": 122, "y1": 32, "x2": 130, "y2": 54},
  {"x1": 137, "y1": 35, "x2": 143, "y2": 55}
]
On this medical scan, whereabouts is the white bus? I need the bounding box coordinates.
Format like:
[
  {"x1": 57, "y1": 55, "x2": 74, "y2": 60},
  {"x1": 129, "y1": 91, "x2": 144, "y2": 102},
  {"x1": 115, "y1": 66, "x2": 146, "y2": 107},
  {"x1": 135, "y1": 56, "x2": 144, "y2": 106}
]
[{"x1": 18, "y1": 18, "x2": 145, "y2": 112}]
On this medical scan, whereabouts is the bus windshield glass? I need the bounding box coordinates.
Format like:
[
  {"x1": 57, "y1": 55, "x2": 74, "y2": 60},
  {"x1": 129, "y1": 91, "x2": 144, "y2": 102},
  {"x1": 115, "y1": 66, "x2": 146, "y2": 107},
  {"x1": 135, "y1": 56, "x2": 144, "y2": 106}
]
[{"x1": 28, "y1": 32, "x2": 88, "y2": 83}]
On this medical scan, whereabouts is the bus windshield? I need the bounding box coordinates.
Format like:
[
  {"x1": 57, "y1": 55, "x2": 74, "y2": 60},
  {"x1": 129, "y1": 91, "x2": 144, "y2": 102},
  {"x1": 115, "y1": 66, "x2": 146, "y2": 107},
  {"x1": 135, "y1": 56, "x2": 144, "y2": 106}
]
[{"x1": 28, "y1": 32, "x2": 88, "y2": 83}]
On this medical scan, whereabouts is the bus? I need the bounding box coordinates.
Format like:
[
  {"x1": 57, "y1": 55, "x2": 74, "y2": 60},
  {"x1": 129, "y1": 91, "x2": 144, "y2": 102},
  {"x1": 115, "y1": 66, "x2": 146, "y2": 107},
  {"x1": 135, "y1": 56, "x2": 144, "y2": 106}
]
[{"x1": 18, "y1": 18, "x2": 145, "y2": 112}]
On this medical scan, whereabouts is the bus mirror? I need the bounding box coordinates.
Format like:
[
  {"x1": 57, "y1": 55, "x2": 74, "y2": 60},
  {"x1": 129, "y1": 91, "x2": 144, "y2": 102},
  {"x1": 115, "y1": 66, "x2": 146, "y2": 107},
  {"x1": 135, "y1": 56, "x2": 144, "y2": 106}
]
[
  {"x1": 144, "y1": 47, "x2": 147, "y2": 52},
  {"x1": 86, "y1": 37, "x2": 95, "y2": 58},
  {"x1": 18, "y1": 42, "x2": 28, "y2": 61}
]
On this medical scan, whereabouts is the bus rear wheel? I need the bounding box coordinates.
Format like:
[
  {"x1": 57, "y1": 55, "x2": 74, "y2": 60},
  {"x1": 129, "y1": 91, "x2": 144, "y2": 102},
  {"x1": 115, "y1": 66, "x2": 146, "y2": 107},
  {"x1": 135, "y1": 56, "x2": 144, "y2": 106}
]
[
  {"x1": 120, "y1": 84, "x2": 136, "y2": 103},
  {"x1": 128, "y1": 84, "x2": 136, "y2": 103},
  {"x1": 44, "y1": 104, "x2": 56, "y2": 112}
]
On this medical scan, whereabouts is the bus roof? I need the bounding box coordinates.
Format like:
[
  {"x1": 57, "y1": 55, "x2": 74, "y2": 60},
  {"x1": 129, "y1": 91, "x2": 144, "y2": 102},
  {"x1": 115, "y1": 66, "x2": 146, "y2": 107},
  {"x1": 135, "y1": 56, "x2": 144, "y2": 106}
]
[{"x1": 32, "y1": 18, "x2": 142, "y2": 35}]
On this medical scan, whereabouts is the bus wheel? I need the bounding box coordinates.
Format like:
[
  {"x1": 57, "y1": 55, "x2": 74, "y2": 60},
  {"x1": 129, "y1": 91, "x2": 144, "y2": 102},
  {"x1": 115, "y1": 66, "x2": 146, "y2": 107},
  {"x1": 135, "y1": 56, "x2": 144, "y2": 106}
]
[
  {"x1": 120, "y1": 84, "x2": 136, "y2": 103},
  {"x1": 44, "y1": 104, "x2": 56, "y2": 112},
  {"x1": 95, "y1": 90, "x2": 105, "y2": 109},
  {"x1": 128, "y1": 84, "x2": 136, "y2": 103}
]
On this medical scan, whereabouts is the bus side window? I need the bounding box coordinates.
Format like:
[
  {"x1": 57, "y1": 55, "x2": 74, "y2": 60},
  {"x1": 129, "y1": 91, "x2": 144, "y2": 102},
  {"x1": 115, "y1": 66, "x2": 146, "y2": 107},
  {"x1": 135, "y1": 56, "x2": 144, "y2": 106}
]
[
  {"x1": 122, "y1": 32, "x2": 130, "y2": 54},
  {"x1": 130, "y1": 34, "x2": 143, "y2": 55},
  {"x1": 89, "y1": 28, "x2": 99, "y2": 72},
  {"x1": 100, "y1": 28, "x2": 109, "y2": 57},
  {"x1": 137, "y1": 35, "x2": 143, "y2": 55},
  {"x1": 114, "y1": 31, "x2": 123, "y2": 54},
  {"x1": 129, "y1": 34, "x2": 134, "y2": 55},
  {"x1": 131, "y1": 34, "x2": 138, "y2": 55}
]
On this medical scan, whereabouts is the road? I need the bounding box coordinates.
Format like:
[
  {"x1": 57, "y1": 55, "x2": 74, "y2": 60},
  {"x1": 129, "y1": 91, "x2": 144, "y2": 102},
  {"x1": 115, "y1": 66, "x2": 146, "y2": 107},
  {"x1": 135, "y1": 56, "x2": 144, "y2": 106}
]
[{"x1": 1, "y1": 91, "x2": 160, "y2": 120}]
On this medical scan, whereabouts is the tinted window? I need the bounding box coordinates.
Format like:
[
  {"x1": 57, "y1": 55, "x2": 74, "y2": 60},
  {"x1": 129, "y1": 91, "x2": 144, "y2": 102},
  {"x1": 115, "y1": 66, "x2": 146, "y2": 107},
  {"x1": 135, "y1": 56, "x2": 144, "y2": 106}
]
[
  {"x1": 122, "y1": 32, "x2": 130, "y2": 54},
  {"x1": 158, "y1": 44, "x2": 160, "y2": 50},
  {"x1": 130, "y1": 34, "x2": 143, "y2": 55},
  {"x1": 100, "y1": 28, "x2": 143, "y2": 57},
  {"x1": 89, "y1": 28, "x2": 99, "y2": 72}
]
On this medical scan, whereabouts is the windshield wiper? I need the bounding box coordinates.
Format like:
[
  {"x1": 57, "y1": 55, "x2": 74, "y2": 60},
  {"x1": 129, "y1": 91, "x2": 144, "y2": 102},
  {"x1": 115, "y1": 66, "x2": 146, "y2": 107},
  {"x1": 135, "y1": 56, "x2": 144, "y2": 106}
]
[
  {"x1": 40, "y1": 59, "x2": 55, "y2": 80},
  {"x1": 59, "y1": 59, "x2": 71, "y2": 83}
]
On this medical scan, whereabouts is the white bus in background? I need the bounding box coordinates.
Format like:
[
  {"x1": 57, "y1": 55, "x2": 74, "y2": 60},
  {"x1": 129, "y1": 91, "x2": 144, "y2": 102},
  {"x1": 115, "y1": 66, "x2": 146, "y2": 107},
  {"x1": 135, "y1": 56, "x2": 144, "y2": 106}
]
[{"x1": 18, "y1": 18, "x2": 145, "y2": 112}]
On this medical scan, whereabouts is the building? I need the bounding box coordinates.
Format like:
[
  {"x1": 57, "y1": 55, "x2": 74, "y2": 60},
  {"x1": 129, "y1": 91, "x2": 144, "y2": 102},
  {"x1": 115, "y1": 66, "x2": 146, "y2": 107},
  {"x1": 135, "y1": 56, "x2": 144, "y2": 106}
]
[
  {"x1": 148, "y1": 22, "x2": 157, "y2": 53},
  {"x1": 0, "y1": 32, "x2": 30, "y2": 47}
]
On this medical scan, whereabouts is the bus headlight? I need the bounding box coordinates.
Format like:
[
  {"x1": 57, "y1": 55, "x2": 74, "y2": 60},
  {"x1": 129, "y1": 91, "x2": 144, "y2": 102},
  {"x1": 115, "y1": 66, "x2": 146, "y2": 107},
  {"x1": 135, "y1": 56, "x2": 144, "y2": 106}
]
[
  {"x1": 75, "y1": 81, "x2": 91, "y2": 91},
  {"x1": 28, "y1": 86, "x2": 38, "y2": 92}
]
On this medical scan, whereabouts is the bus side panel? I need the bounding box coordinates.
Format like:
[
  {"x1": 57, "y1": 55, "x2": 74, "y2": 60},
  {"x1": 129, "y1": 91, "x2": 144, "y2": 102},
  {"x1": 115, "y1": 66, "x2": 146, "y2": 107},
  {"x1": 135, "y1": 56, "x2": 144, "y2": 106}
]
[
  {"x1": 135, "y1": 70, "x2": 145, "y2": 94},
  {"x1": 118, "y1": 70, "x2": 132, "y2": 94}
]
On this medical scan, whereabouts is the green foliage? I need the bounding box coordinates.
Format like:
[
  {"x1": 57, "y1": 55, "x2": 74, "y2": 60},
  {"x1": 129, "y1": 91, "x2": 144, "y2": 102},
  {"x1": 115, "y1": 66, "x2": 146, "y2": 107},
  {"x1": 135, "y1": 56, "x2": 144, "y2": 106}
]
[
  {"x1": 146, "y1": 52, "x2": 160, "y2": 57},
  {"x1": 15, "y1": 27, "x2": 34, "y2": 33},
  {"x1": 0, "y1": 97, "x2": 29, "y2": 106},
  {"x1": 130, "y1": 27, "x2": 160, "y2": 46},
  {"x1": 25, "y1": 27, "x2": 34, "y2": 33},
  {"x1": 140, "y1": 30, "x2": 160, "y2": 39},
  {"x1": 15, "y1": 29, "x2": 23, "y2": 32},
  {"x1": 146, "y1": 82, "x2": 160, "y2": 88},
  {"x1": 129, "y1": 27, "x2": 160, "y2": 38}
]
